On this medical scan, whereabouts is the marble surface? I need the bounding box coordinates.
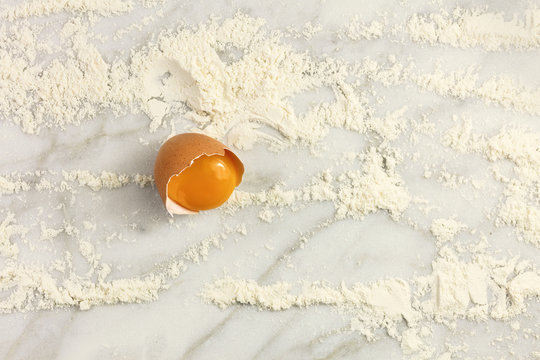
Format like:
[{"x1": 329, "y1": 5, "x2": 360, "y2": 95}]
[{"x1": 1, "y1": 0, "x2": 540, "y2": 359}]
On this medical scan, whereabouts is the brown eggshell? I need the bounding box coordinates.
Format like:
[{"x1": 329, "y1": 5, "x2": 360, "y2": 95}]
[{"x1": 154, "y1": 133, "x2": 244, "y2": 215}]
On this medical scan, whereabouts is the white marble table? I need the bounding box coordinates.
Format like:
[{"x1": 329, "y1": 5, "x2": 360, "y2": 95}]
[{"x1": 1, "y1": 0, "x2": 539, "y2": 359}]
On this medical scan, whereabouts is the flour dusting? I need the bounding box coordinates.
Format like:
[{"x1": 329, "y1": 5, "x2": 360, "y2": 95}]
[
  {"x1": 408, "y1": 6, "x2": 540, "y2": 51},
  {"x1": 0, "y1": 1, "x2": 539, "y2": 359}
]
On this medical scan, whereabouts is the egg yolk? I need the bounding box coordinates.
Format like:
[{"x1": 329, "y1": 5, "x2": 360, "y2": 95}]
[{"x1": 167, "y1": 153, "x2": 240, "y2": 211}]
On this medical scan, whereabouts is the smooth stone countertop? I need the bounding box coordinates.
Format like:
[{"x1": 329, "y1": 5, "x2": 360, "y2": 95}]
[{"x1": 1, "y1": 0, "x2": 539, "y2": 359}]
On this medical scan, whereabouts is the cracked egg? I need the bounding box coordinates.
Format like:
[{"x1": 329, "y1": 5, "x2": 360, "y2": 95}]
[{"x1": 154, "y1": 133, "x2": 244, "y2": 215}]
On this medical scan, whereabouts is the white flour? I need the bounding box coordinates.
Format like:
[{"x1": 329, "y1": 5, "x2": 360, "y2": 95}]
[
  {"x1": 430, "y1": 218, "x2": 467, "y2": 245},
  {"x1": 0, "y1": 2, "x2": 539, "y2": 359},
  {"x1": 445, "y1": 121, "x2": 540, "y2": 248},
  {"x1": 339, "y1": 17, "x2": 384, "y2": 40},
  {"x1": 0, "y1": 0, "x2": 161, "y2": 19},
  {"x1": 0, "y1": 210, "x2": 246, "y2": 311},
  {"x1": 227, "y1": 147, "x2": 410, "y2": 221},
  {"x1": 0, "y1": 171, "x2": 153, "y2": 196},
  {"x1": 408, "y1": 6, "x2": 540, "y2": 51}
]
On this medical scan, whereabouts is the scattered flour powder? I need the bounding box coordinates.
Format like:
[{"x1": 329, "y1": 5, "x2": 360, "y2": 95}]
[
  {"x1": 408, "y1": 6, "x2": 540, "y2": 51},
  {"x1": 0, "y1": 2, "x2": 539, "y2": 359},
  {"x1": 339, "y1": 17, "x2": 384, "y2": 41},
  {"x1": 430, "y1": 218, "x2": 467, "y2": 245},
  {"x1": 445, "y1": 120, "x2": 540, "y2": 248}
]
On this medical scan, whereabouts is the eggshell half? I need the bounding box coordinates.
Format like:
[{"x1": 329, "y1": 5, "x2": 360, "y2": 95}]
[{"x1": 154, "y1": 133, "x2": 244, "y2": 215}]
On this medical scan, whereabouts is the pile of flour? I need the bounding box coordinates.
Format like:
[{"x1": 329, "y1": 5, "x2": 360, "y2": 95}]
[{"x1": 0, "y1": 1, "x2": 540, "y2": 359}]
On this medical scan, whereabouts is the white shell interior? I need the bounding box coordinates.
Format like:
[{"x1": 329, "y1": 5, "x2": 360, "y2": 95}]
[{"x1": 165, "y1": 196, "x2": 198, "y2": 215}]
